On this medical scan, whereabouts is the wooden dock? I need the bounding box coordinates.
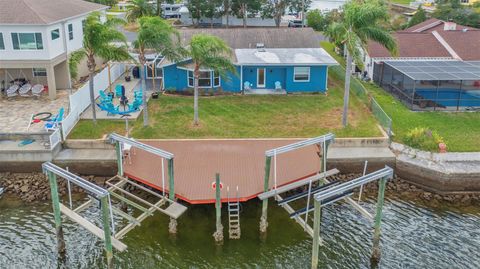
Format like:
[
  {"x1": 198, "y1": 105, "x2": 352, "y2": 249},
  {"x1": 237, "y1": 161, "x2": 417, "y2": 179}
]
[{"x1": 123, "y1": 139, "x2": 322, "y2": 204}]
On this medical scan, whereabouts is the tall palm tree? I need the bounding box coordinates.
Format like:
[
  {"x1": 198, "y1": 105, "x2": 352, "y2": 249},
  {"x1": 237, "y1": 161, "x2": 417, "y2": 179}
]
[
  {"x1": 126, "y1": 0, "x2": 154, "y2": 22},
  {"x1": 70, "y1": 12, "x2": 132, "y2": 123},
  {"x1": 133, "y1": 16, "x2": 183, "y2": 126},
  {"x1": 187, "y1": 34, "x2": 235, "y2": 125},
  {"x1": 326, "y1": 0, "x2": 397, "y2": 127}
]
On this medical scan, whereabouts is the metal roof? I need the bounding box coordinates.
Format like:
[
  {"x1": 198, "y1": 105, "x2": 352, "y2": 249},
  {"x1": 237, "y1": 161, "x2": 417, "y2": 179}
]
[
  {"x1": 384, "y1": 61, "x2": 480, "y2": 80},
  {"x1": 235, "y1": 48, "x2": 338, "y2": 66}
]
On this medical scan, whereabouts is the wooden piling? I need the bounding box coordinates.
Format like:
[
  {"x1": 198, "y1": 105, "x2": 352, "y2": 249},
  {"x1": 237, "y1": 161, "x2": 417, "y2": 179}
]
[
  {"x1": 371, "y1": 176, "x2": 387, "y2": 264},
  {"x1": 115, "y1": 142, "x2": 123, "y2": 176},
  {"x1": 168, "y1": 159, "x2": 175, "y2": 200},
  {"x1": 101, "y1": 196, "x2": 114, "y2": 269},
  {"x1": 213, "y1": 173, "x2": 223, "y2": 243},
  {"x1": 47, "y1": 171, "x2": 66, "y2": 259},
  {"x1": 260, "y1": 156, "x2": 272, "y2": 233},
  {"x1": 311, "y1": 199, "x2": 321, "y2": 269}
]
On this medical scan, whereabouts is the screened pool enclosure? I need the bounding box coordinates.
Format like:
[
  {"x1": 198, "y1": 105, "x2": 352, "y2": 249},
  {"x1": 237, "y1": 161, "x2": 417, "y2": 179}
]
[{"x1": 373, "y1": 61, "x2": 480, "y2": 111}]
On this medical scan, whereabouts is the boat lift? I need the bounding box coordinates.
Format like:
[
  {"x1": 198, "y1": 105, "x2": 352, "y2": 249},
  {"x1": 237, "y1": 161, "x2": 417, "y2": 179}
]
[
  {"x1": 43, "y1": 134, "x2": 187, "y2": 268},
  {"x1": 257, "y1": 133, "x2": 394, "y2": 268}
]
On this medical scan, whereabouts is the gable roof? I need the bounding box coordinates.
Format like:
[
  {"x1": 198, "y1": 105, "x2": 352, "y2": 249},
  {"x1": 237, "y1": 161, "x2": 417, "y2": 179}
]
[
  {"x1": 0, "y1": 0, "x2": 107, "y2": 25},
  {"x1": 367, "y1": 32, "x2": 451, "y2": 58},
  {"x1": 402, "y1": 18, "x2": 476, "y2": 33},
  {"x1": 178, "y1": 28, "x2": 321, "y2": 49},
  {"x1": 436, "y1": 30, "x2": 480, "y2": 61}
]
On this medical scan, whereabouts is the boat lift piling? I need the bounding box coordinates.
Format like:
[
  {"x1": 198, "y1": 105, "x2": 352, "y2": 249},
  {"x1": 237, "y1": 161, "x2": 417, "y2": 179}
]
[
  {"x1": 108, "y1": 133, "x2": 179, "y2": 233},
  {"x1": 213, "y1": 173, "x2": 224, "y2": 243},
  {"x1": 259, "y1": 133, "x2": 335, "y2": 234}
]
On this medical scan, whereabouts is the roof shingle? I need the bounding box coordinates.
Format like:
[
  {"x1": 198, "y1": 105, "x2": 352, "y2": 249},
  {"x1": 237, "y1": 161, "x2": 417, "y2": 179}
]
[{"x1": 0, "y1": 0, "x2": 107, "y2": 25}]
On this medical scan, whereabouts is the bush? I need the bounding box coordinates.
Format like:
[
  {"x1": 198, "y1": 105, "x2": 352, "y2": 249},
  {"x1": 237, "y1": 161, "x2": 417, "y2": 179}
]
[{"x1": 404, "y1": 127, "x2": 445, "y2": 151}]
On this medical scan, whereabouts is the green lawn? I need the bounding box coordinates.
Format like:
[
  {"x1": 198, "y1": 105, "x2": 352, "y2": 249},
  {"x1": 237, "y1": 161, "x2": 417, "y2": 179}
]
[
  {"x1": 320, "y1": 41, "x2": 480, "y2": 152},
  {"x1": 69, "y1": 84, "x2": 382, "y2": 139},
  {"x1": 390, "y1": 0, "x2": 411, "y2": 5}
]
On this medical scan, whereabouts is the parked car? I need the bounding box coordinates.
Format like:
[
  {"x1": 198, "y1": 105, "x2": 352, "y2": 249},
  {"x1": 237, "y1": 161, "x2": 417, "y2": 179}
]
[{"x1": 288, "y1": 19, "x2": 303, "y2": 28}]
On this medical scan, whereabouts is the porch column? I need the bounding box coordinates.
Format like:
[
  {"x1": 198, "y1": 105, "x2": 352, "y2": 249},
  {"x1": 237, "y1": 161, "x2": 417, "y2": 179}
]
[{"x1": 46, "y1": 64, "x2": 57, "y2": 100}]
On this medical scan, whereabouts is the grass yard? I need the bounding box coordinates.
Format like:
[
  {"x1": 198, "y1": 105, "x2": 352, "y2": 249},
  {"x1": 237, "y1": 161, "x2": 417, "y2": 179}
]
[
  {"x1": 320, "y1": 41, "x2": 480, "y2": 152},
  {"x1": 390, "y1": 0, "x2": 412, "y2": 5},
  {"x1": 69, "y1": 83, "x2": 382, "y2": 139},
  {"x1": 363, "y1": 82, "x2": 480, "y2": 152}
]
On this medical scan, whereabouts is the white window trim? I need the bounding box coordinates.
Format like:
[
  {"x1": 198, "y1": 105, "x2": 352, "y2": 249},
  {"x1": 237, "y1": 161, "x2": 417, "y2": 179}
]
[
  {"x1": 11, "y1": 32, "x2": 44, "y2": 51},
  {"x1": 32, "y1": 68, "x2": 47, "y2": 77},
  {"x1": 0, "y1": 33, "x2": 4, "y2": 50},
  {"x1": 294, "y1": 67, "x2": 310, "y2": 82},
  {"x1": 187, "y1": 70, "x2": 218, "y2": 88},
  {"x1": 213, "y1": 72, "x2": 221, "y2": 87},
  {"x1": 68, "y1": 24, "x2": 74, "y2": 40},
  {"x1": 257, "y1": 68, "x2": 266, "y2": 88}
]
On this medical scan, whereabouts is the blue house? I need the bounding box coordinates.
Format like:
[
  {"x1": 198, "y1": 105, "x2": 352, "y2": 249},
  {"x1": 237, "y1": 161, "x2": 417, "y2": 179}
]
[{"x1": 159, "y1": 28, "x2": 338, "y2": 94}]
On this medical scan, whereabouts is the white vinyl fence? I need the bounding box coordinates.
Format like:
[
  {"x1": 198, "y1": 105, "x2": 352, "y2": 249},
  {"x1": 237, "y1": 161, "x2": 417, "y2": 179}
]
[{"x1": 61, "y1": 63, "x2": 127, "y2": 138}]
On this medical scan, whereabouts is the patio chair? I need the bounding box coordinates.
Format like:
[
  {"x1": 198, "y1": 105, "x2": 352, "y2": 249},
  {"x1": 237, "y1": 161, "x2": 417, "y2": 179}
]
[
  {"x1": 275, "y1": 81, "x2": 282, "y2": 91},
  {"x1": 6, "y1": 84, "x2": 19, "y2": 98},
  {"x1": 103, "y1": 102, "x2": 120, "y2": 116},
  {"x1": 19, "y1": 83, "x2": 32, "y2": 96},
  {"x1": 44, "y1": 107, "x2": 64, "y2": 131},
  {"x1": 134, "y1": 89, "x2": 143, "y2": 99},
  {"x1": 99, "y1": 90, "x2": 113, "y2": 102},
  {"x1": 115, "y1": 84, "x2": 125, "y2": 98},
  {"x1": 244, "y1": 81, "x2": 252, "y2": 91},
  {"x1": 31, "y1": 84, "x2": 45, "y2": 97},
  {"x1": 128, "y1": 98, "x2": 143, "y2": 111}
]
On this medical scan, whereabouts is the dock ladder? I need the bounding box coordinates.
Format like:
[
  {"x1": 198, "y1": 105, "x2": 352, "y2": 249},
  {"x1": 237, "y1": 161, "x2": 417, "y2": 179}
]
[{"x1": 227, "y1": 186, "x2": 241, "y2": 239}]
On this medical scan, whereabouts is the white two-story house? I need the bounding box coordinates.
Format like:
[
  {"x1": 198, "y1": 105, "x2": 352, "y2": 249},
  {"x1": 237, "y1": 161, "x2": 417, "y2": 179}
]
[{"x1": 0, "y1": 0, "x2": 108, "y2": 99}]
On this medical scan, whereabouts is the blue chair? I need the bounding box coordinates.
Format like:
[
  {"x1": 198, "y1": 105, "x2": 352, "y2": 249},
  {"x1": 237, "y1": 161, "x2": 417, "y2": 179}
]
[
  {"x1": 115, "y1": 84, "x2": 124, "y2": 98},
  {"x1": 44, "y1": 107, "x2": 64, "y2": 131},
  {"x1": 134, "y1": 90, "x2": 143, "y2": 99},
  {"x1": 128, "y1": 98, "x2": 143, "y2": 111},
  {"x1": 275, "y1": 81, "x2": 282, "y2": 91},
  {"x1": 99, "y1": 90, "x2": 112, "y2": 102},
  {"x1": 244, "y1": 81, "x2": 252, "y2": 90},
  {"x1": 103, "y1": 102, "x2": 120, "y2": 116}
]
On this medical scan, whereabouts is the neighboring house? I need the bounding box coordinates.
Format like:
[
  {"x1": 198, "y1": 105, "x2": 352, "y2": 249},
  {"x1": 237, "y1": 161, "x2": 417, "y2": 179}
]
[
  {"x1": 178, "y1": 7, "x2": 276, "y2": 27},
  {"x1": 160, "y1": 28, "x2": 338, "y2": 93},
  {"x1": 364, "y1": 19, "x2": 480, "y2": 80},
  {"x1": 0, "y1": 0, "x2": 108, "y2": 99}
]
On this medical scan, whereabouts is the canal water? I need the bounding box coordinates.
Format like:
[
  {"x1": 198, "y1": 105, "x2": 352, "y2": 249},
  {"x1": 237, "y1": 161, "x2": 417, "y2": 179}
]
[{"x1": 1, "y1": 194, "x2": 480, "y2": 268}]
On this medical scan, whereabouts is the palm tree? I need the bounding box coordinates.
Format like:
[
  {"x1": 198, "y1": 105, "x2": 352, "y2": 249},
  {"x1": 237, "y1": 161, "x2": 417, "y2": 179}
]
[
  {"x1": 326, "y1": 0, "x2": 397, "y2": 127},
  {"x1": 69, "y1": 12, "x2": 132, "y2": 123},
  {"x1": 187, "y1": 34, "x2": 236, "y2": 125},
  {"x1": 133, "y1": 16, "x2": 184, "y2": 126},
  {"x1": 126, "y1": 0, "x2": 154, "y2": 22}
]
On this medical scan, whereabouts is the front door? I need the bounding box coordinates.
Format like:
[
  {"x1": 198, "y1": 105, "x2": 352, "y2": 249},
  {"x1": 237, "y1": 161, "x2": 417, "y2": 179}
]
[{"x1": 257, "y1": 68, "x2": 266, "y2": 88}]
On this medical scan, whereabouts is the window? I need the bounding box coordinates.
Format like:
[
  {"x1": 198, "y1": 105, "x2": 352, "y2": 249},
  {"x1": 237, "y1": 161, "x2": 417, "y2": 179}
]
[
  {"x1": 0, "y1": 33, "x2": 4, "y2": 50},
  {"x1": 68, "y1": 24, "x2": 73, "y2": 40},
  {"x1": 11, "y1": 33, "x2": 43, "y2": 50},
  {"x1": 51, "y1": 29, "x2": 60, "y2": 40},
  {"x1": 213, "y1": 71, "x2": 220, "y2": 87},
  {"x1": 188, "y1": 70, "x2": 215, "y2": 88},
  {"x1": 257, "y1": 68, "x2": 266, "y2": 87},
  {"x1": 294, "y1": 67, "x2": 310, "y2": 82},
  {"x1": 33, "y1": 68, "x2": 47, "y2": 77}
]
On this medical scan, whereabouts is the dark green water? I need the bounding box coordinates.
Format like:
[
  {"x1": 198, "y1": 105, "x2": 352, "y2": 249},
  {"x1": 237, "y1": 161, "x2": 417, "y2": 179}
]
[{"x1": 1, "y1": 194, "x2": 480, "y2": 269}]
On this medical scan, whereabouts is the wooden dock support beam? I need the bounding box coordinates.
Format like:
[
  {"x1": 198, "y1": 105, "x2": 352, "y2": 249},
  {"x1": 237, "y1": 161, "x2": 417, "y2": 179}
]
[
  {"x1": 47, "y1": 171, "x2": 66, "y2": 260},
  {"x1": 101, "y1": 196, "x2": 114, "y2": 269},
  {"x1": 260, "y1": 156, "x2": 272, "y2": 234},
  {"x1": 371, "y1": 176, "x2": 387, "y2": 265},
  {"x1": 168, "y1": 159, "x2": 177, "y2": 234},
  {"x1": 311, "y1": 199, "x2": 321, "y2": 269},
  {"x1": 213, "y1": 173, "x2": 224, "y2": 243}
]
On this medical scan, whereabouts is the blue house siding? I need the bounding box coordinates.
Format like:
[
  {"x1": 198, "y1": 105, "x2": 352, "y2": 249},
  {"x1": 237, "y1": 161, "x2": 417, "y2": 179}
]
[
  {"x1": 163, "y1": 63, "x2": 241, "y2": 92},
  {"x1": 163, "y1": 63, "x2": 329, "y2": 93},
  {"x1": 242, "y1": 65, "x2": 328, "y2": 93}
]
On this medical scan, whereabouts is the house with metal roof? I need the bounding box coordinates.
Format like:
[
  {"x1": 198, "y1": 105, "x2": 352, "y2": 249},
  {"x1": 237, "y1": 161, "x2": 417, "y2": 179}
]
[
  {"x1": 160, "y1": 28, "x2": 338, "y2": 94},
  {"x1": 0, "y1": 0, "x2": 108, "y2": 99}
]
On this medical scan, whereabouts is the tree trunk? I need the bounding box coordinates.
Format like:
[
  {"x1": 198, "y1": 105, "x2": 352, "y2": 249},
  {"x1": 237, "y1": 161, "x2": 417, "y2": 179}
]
[
  {"x1": 224, "y1": 0, "x2": 229, "y2": 28},
  {"x1": 157, "y1": 0, "x2": 161, "y2": 16},
  {"x1": 193, "y1": 68, "x2": 199, "y2": 125},
  {"x1": 242, "y1": 4, "x2": 247, "y2": 28},
  {"x1": 88, "y1": 71, "x2": 97, "y2": 124},
  {"x1": 87, "y1": 57, "x2": 97, "y2": 124},
  {"x1": 140, "y1": 62, "x2": 148, "y2": 126},
  {"x1": 342, "y1": 49, "x2": 353, "y2": 127}
]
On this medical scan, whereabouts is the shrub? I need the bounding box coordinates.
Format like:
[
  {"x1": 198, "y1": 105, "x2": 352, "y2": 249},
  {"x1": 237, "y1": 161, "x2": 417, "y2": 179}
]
[
  {"x1": 307, "y1": 10, "x2": 329, "y2": 31},
  {"x1": 404, "y1": 127, "x2": 445, "y2": 151}
]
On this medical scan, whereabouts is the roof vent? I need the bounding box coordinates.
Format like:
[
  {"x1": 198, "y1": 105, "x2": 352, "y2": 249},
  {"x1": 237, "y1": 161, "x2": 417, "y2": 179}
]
[{"x1": 462, "y1": 28, "x2": 468, "y2": 32}]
